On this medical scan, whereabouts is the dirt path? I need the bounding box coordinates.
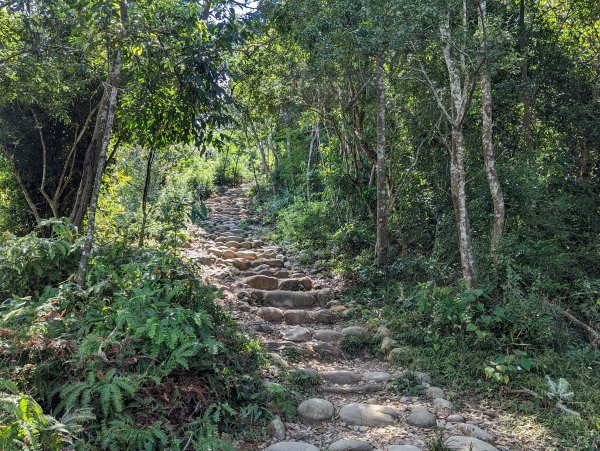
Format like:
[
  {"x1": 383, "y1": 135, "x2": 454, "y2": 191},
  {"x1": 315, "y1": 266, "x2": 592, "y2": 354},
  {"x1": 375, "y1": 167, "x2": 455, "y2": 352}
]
[{"x1": 182, "y1": 186, "x2": 549, "y2": 451}]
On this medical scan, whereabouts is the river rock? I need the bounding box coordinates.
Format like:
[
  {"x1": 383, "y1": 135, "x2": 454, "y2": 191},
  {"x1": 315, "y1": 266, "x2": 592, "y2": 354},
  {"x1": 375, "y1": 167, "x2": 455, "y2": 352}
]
[
  {"x1": 284, "y1": 309, "x2": 312, "y2": 324},
  {"x1": 230, "y1": 259, "x2": 251, "y2": 270},
  {"x1": 339, "y1": 403, "x2": 399, "y2": 426},
  {"x1": 267, "y1": 415, "x2": 286, "y2": 439},
  {"x1": 406, "y1": 407, "x2": 436, "y2": 428},
  {"x1": 445, "y1": 436, "x2": 499, "y2": 451},
  {"x1": 320, "y1": 370, "x2": 362, "y2": 385},
  {"x1": 457, "y1": 423, "x2": 495, "y2": 443},
  {"x1": 313, "y1": 309, "x2": 337, "y2": 324},
  {"x1": 433, "y1": 398, "x2": 454, "y2": 414},
  {"x1": 297, "y1": 398, "x2": 334, "y2": 424},
  {"x1": 266, "y1": 291, "x2": 317, "y2": 309},
  {"x1": 281, "y1": 326, "x2": 312, "y2": 342},
  {"x1": 257, "y1": 307, "x2": 284, "y2": 322},
  {"x1": 426, "y1": 387, "x2": 446, "y2": 399},
  {"x1": 245, "y1": 275, "x2": 279, "y2": 290},
  {"x1": 363, "y1": 371, "x2": 391, "y2": 382},
  {"x1": 341, "y1": 326, "x2": 369, "y2": 336},
  {"x1": 313, "y1": 329, "x2": 342, "y2": 342},
  {"x1": 222, "y1": 249, "x2": 236, "y2": 258}
]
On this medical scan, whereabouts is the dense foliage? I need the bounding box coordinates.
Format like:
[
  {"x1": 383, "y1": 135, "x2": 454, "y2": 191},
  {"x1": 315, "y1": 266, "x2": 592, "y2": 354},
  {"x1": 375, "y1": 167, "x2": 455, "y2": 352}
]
[{"x1": 0, "y1": 224, "x2": 269, "y2": 449}]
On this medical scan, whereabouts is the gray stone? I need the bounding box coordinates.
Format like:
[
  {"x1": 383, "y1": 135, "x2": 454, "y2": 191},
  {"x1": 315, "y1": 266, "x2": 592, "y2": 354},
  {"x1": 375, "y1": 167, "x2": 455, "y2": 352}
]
[
  {"x1": 297, "y1": 398, "x2": 334, "y2": 424},
  {"x1": 265, "y1": 442, "x2": 320, "y2": 451},
  {"x1": 313, "y1": 309, "x2": 337, "y2": 324},
  {"x1": 320, "y1": 370, "x2": 362, "y2": 385},
  {"x1": 257, "y1": 307, "x2": 284, "y2": 322},
  {"x1": 278, "y1": 277, "x2": 313, "y2": 291},
  {"x1": 328, "y1": 439, "x2": 373, "y2": 451},
  {"x1": 388, "y1": 446, "x2": 422, "y2": 451},
  {"x1": 278, "y1": 278, "x2": 308, "y2": 291},
  {"x1": 426, "y1": 386, "x2": 446, "y2": 399},
  {"x1": 284, "y1": 309, "x2": 312, "y2": 325},
  {"x1": 338, "y1": 403, "x2": 399, "y2": 426},
  {"x1": 415, "y1": 372, "x2": 431, "y2": 384},
  {"x1": 445, "y1": 436, "x2": 499, "y2": 451},
  {"x1": 245, "y1": 274, "x2": 280, "y2": 290},
  {"x1": 433, "y1": 398, "x2": 454, "y2": 413},
  {"x1": 281, "y1": 326, "x2": 312, "y2": 342},
  {"x1": 457, "y1": 423, "x2": 495, "y2": 443},
  {"x1": 267, "y1": 415, "x2": 286, "y2": 439},
  {"x1": 406, "y1": 407, "x2": 436, "y2": 428},
  {"x1": 341, "y1": 326, "x2": 369, "y2": 336},
  {"x1": 266, "y1": 291, "x2": 317, "y2": 309},
  {"x1": 363, "y1": 371, "x2": 391, "y2": 382},
  {"x1": 315, "y1": 289, "x2": 334, "y2": 303},
  {"x1": 313, "y1": 329, "x2": 342, "y2": 342}
]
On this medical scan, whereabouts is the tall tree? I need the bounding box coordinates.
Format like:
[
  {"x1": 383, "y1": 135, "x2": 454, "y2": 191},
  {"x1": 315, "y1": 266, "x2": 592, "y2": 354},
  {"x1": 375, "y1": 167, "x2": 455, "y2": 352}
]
[
  {"x1": 479, "y1": 0, "x2": 505, "y2": 257},
  {"x1": 375, "y1": 55, "x2": 389, "y2": 267}
]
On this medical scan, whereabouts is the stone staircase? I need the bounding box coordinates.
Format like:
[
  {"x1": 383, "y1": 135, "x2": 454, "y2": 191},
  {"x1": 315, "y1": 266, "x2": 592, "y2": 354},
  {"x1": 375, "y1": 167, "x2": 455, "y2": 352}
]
[{"x1": 183, "y1": 186, "x2": 505, "y2": 451}]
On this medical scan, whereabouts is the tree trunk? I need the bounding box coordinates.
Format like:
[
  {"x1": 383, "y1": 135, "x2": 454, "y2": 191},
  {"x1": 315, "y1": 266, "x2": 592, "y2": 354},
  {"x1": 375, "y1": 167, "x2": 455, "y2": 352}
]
[
  {"x1": 450, "y1": 126, "x2": 476, "y2": 287},
  {"x1": 479, "y1": 1, "x2": 505, "y2": 258},
  {"x1": 375, "y1": 56, "x2": 388, "y2": 268},
  {"x1": 440, "y1": 8, "x2": 477, "y2": 287},
  {"x1": 138, "y1": 148, "x2": 155, "y2": 247},
  {"x1": 481, "y1": 73, "x2": 505, "y2": 259},
  {"x1": 76, "y1": 48, "x2": 123, "y2": 288},
  {"x1": 519, "y1": 0, "x2": 533, "y2": 154}
]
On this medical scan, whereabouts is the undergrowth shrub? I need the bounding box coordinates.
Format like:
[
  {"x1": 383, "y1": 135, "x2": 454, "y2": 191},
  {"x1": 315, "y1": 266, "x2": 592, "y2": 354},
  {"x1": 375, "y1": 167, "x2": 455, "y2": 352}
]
[
  {"x1": 0, "y1": 244, "x2": 268, "y2": 449},
  {"x1": 0, "y1": 218, "x2": 80, "y2": 298}
]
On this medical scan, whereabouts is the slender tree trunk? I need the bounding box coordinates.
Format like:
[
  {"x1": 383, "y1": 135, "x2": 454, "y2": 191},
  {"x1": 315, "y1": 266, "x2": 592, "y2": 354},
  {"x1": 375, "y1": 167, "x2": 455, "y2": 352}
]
[
  {"x1": 76, "y1": 48, "x2": 123, "y2": 288},
  {"x1": 450, "y1": 126, "x2": 476, "y2": 287},
  {"x1": 138, "y1": 148, "x2": 155, "y2": 247},
  {"x1": 481, "y1": 73, "x2": 505, "y2": 258},
  {"x1": 479, "y1": 0, "x2": 505, "y2": 258},
  {"x1": 519, "y1": 0, "x2": 533, "y2": 154},
  {"x1": 440, "y1": 8, "x2": 477, "y2": 287},
  {"x1": 306, "y1": 122, "x2": 318, "y2": 199},
  {"x1": 375, "y1": 56, "x2": 388, "y2": 268}
]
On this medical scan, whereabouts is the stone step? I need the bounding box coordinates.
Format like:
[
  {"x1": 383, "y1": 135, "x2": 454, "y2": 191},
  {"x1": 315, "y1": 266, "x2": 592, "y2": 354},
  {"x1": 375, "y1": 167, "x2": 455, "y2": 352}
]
[
  {"x1": 266, "y1": 291, "x2": 317, "y2": 309},
  {"x1": 339, "y1": 403, "x2": 400, "y2": 426},
  {"x1": 319, "y1": 384, "x2": 384, "y2": 394}
]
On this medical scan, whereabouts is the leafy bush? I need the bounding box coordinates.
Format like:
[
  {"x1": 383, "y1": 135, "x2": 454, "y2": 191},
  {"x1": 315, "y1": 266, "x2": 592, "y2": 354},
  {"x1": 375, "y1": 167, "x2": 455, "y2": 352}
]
[
  {"x1": 0, "y1": 219, "x2": 80, "y2": 298},
  {"x1": 0, "y1": 244, "x2": 269, "y2": 449},
  {"x1": 0, "y1": 378, "x2": 90, "y2": 450}
]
